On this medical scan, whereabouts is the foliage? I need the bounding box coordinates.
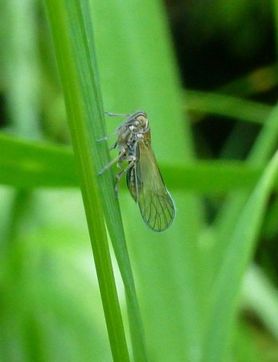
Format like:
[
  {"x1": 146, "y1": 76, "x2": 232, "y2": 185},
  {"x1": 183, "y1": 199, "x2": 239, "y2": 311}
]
[{"x1": 0, "y1": 0, "x2": 278, "y2": 361}]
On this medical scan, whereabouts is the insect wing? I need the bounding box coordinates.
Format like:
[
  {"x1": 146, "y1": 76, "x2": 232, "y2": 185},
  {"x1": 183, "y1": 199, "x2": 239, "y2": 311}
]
[{"x1": 127, "y1": 141, "x2": 175, "y2": 232}]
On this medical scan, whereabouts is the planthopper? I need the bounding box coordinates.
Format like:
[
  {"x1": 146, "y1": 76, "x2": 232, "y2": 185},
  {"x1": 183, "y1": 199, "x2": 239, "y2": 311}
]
[{"x1": 99, "y1": 111, "x2": 175, "y2": 232}]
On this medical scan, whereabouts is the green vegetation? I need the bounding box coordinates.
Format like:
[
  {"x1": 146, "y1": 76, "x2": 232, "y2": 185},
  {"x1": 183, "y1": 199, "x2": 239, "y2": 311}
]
[{"x1": 1, "y1": 0, "x2": 278, "y2": 361}]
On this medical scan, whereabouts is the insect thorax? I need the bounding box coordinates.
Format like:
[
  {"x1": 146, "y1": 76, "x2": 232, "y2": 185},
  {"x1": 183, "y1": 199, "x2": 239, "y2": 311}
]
[{"x1": 117, "y1": 111, "x2": 150, "y2": 148}]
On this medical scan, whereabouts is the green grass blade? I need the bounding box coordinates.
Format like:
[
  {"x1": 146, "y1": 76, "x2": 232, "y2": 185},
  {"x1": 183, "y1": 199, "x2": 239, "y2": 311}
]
[
  {"x1": 77, "y1": 2, "x2": 148, "y2": 360},
  {"x1": 44, "y1": 1, "x2": 130, "y2": 360},
  {"x1": 263, "y1": 195, "x2": 278, "y2": 239},
  {"x1": 3, "y1": 0, "x2": 40, "y2": 138},
  {"x1": 164, "y1": 161, "x2": 261, "y2": 193},
  {"x1": 248, "y1": 105, "x2": 278, "y2": 164},
  {"x1": 0, "y1": 133, "x2": 77, "y2": 188},
  {"x1": 186, "y1": 90, "x2": 271, "y2": 124},
  {"x1": 67, "y1": 2, "x2": 148, "y2": 359},
  {"x1": 3, "y1": 132, "x2": 278, "y2": 196},
  {"x1": 219, "y1": 64, "x2": 278, "y2": 97},
  {"x1": 242, "y1": 265, "x2": 278, "y2": 339},
  {"x1": 213, "y1": 104, "x2": 278, "y2": 276},
  {"x1": 204, "y1": 151, "x2": 278, "y2": 362}
]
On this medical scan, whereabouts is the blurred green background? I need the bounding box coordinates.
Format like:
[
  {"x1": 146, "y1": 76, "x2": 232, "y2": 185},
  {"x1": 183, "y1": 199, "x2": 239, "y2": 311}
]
[{"x1": 1, "y1": 0, "x2": 278, "y2": 361}]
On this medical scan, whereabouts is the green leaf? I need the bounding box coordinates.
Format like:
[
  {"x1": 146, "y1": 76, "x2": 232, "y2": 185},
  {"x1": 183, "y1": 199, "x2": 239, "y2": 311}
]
[
  {"x1": 44, "y1": 1, "x2": 131, "y2": 360},
  {"x1": 3, "y1": 131, "x2": 278, "y2": 198},
  {"x1": 242, "y1": 265, "x2": 278, "y2": 339},
  {"x1": 186, "y1": 90, "x2": 271, "y2": 124},
  {"x1": 204, "y1": 151, "x2": 278, "y2": 362},
  {"x1": 0, "y1": 133, "x2": 77, "y2": 188},
  {"x1": 2, "y1": 132, "x2": 278, "y2": 195},
  {"x1": 213, "y1": 104, "x2": 278, "y2": 279}
]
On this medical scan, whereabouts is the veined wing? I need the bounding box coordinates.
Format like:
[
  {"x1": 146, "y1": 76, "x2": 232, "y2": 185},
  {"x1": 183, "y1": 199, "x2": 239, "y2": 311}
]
[{"x1": 126, "y1": 140, "x2": 175, "y2": 232}]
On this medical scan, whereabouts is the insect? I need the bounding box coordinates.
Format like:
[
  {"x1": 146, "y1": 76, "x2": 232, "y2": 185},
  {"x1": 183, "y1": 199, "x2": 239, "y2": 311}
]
[{"x1": 99, "y1": 111, "x2": 175, "y2": 232}]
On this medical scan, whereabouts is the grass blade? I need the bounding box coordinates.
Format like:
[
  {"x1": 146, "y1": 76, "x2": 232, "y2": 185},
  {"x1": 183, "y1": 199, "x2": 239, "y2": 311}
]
[
  {"x1": 44, "y1": 1, "x2": 130, "y2": 360},
  {"x1": 204, "y1": 151, "x2": 278, "y2": 361},
  {"x1": 0, "y1": 133, "x2": 76, "y2": 188},
  {"x1": 242, "y1": 265, "x2": 278, "y2": 339},
  {"x1": 185, "y1": 90, "x2": 271, "y2": 124},
  {"x1": 3, "y1": 132, "x2": 278, "y2": 196},
  {"x1": 213, "y1": 104, "x2": 278, "y2": 275}
]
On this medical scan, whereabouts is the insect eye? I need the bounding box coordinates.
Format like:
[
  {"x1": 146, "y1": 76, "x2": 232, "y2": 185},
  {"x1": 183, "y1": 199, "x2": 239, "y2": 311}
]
[{"x1": 138, "y1": 116, "x2": 146, "y2": 125}]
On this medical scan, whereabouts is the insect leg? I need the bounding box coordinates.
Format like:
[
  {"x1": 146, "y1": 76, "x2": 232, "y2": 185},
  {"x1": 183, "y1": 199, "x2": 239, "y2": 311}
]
[
  {"x1": 96, "y1": 135, "x2": 108, "y2": 142},
  {"x1": 97, "y1": 139, "x2": 117, "y2": 151},
  {"x1": 96, "y1": 131, "x2": 117, "y2": 146},
  {"x1": 98, "y1": 149, "x2": 125, "y2": 175},
  {"x1": 114, "y1": 158, "x2": 136, "y2": 193},
  {"x1": 105, "y1": 112, "x2": 131, "y2": 118}
]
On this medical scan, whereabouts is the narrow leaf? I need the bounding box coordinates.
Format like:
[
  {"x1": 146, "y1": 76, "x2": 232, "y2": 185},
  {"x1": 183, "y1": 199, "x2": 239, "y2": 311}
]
[{"x1": 204, "y1": 151, "x2": 278, "y2": 362}]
